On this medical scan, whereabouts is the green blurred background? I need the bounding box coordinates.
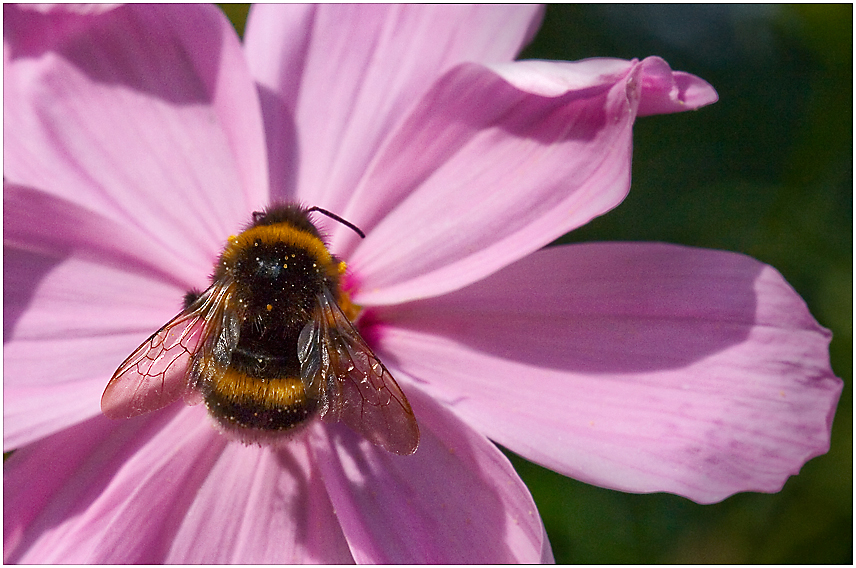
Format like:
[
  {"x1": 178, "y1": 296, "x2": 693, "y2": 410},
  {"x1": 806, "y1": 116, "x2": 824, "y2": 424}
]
[{"x1": 221, "y1": 4, "x2": 852, "y2": 563}]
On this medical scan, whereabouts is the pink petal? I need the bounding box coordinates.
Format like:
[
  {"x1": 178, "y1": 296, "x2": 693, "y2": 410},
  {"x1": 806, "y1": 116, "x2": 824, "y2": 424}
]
[
  {"x1": 635, "y1": 56, "x2": 719, "y2": 116},
  {"x1": 312, "y1": 385, "x2": 550, "y2": 563},
  {"x1": 244, "y1": 4, "x2": 543, "y2": 208},
  {"x1": 342, "y1": 58, "x2": 706, "y2": 305},
  {"x1": 4, "y1": 377, "x2": 106, "y2": 452},
  {"x1": 4, "y1": 247, "x2": 186, "y2": 446},
  {"x1": 12, "y1": 4, "x2": 120, "y2": 16},
  {"x1": 369, "y1": 243, "x2": 841, "y2": 504},
  {"x1": 4, "y1": 183, "x2": 205, "y2": 290},
  {"x1": 4, "y1": 188, "x2": 207, "y2": 447},
  {"x1": 4, "y1": 406, "x2": 226, "y2": 563},
  {"x1": 4, "y1": 241, "x2": 187, "y2": 357},
  {"x1": 490, "y1": 56, "x2": 717, "y2": 112},
  {"x1": 6, "y1": 404, "x2": 353, "y2": 564},
  {"x1": 4, "y1": 4, "x2": 268, "y2": 255},
  {"x1": 167, "y1": 435, "x2": 353, "y2": 563}
]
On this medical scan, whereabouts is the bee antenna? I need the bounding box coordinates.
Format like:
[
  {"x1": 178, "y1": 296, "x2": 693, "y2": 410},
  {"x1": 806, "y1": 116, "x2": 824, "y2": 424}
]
[{"x1": 307, "y1": 207, "x2": 366, "y2": 239}]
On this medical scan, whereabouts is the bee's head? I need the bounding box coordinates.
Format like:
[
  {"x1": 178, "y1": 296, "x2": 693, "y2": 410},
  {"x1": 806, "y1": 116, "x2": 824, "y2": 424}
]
[{"x1": 217, "y1": 221, "x2": 340, "y2": 328}]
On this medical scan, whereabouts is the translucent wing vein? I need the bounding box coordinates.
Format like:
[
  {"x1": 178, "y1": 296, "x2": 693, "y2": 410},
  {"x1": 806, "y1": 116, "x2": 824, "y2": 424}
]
[{"x1": 298, "y1": 287, "x2": 419, "y2": 455}]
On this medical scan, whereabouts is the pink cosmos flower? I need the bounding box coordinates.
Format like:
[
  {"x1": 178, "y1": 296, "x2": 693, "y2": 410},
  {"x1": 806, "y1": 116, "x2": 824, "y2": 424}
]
[{"x1": 3, "y1": 4, "x2": 842, "y2": 564}]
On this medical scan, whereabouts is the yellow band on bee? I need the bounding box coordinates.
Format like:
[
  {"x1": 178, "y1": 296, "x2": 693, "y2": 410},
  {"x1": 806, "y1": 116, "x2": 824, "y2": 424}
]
[
  {"x1": 214, "y1": 367, "x2": 308, "y2": 409},
  {"x1": 221, "y1": 224, "x2": 333, "y2": 268}
]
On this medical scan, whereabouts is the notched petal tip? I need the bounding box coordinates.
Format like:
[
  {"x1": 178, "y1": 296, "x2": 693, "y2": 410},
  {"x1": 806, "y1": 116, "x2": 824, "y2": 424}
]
[
  {"x1": 486, "y1": 56, "x2": 717, "y2": 117},
  {"x1": 672, "y1": 70, "x2": 719, "y2": 107},
  {"x1": 636, "y1": 56, "x2": 719, "y2": 116}
]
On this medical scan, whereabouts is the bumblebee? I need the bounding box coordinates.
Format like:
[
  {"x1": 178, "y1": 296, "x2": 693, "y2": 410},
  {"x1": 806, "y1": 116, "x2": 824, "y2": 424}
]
[{"x1": 101, "y1": 204, "x2": 419, "y2": 455}]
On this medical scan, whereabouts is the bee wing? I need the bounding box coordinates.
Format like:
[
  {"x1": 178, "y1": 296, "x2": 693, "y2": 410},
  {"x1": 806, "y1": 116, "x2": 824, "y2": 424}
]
[
  {"x1": 187, "y1": 284, "x2": 241, "y2": 393},
  {"x1": 101, "y1": 283, "x2": 235, "y2": 419},
  {"x1": 298, "y1": 286, "x2": 420, "y2": 455}
]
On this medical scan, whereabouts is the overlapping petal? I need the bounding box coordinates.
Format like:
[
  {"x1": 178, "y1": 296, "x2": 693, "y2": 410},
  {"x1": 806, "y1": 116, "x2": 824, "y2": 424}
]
[
  {"x1": 3, "y1": 3, "x2": 266, "y2": 263},
  {"x1": 313, "y1": 385, "x2": 551, "y2": 563},
  {"x1": 4, "y1": 247, "x2": 182, "y2": 447},
  {"x1": 3, "y1": 374, "x2": 106, "y2": 452},
  {"x1": 167, "y1": 432, "x2": 353, "y2": 564},
  {"x1": 370, "y1": 243, "x2": 842, "y2": 503},
  {"x1": 4, "y1": 185, "x2": 202, "y2": 448},
  {"x1": 339, "y1": 57, "x2": 716, "y2": 305},
  {"x1": 4, "y1": 183, "x2": 201, "y2": 290},
  {"x1": 489, "y1": 56, "x2": 717, "y2": 112},
  {"x1": 4, "y1": 406, "x2": 224, "y2": 563},
  {"x1": 244, "y1": 4, "x2": 543, "y2": 208}
]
